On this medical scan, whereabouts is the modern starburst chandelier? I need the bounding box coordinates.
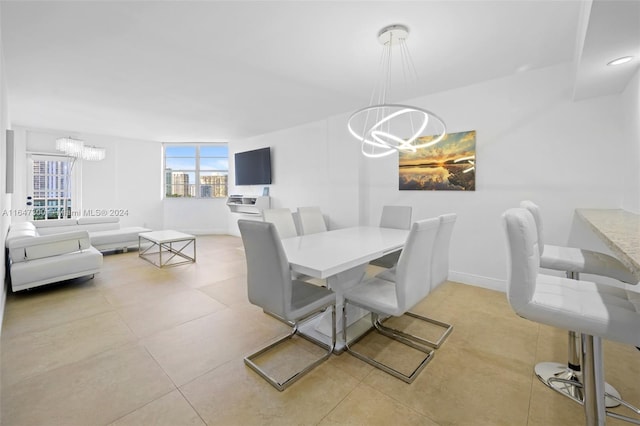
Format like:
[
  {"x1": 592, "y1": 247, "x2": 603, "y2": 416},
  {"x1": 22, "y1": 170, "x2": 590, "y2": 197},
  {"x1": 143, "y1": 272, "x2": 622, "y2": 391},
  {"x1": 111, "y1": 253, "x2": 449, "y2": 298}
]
[
  {"x1": 348, "y1": 24, "x2": 446, "y2": 158},
  {"x1": 55, "y1": 137, "x2": 106, "y2": 161}
]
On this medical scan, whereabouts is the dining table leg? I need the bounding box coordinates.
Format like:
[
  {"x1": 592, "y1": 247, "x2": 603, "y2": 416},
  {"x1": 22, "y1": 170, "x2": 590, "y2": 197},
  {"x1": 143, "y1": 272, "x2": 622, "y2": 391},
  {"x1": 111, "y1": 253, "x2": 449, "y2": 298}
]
[{"x1": 298, "y1": 264, "x2": 370, "y2": 352}]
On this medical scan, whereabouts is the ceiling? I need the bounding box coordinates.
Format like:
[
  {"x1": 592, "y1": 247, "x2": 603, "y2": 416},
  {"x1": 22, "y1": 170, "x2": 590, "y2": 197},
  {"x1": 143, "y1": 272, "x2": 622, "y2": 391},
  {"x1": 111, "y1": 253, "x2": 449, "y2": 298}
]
[
  {"x1": 1, "y1": 1, "x2": 638, "y2": 143},
  {"x1": 573, "y1": 0, "x2": 640, "y2": 100}
]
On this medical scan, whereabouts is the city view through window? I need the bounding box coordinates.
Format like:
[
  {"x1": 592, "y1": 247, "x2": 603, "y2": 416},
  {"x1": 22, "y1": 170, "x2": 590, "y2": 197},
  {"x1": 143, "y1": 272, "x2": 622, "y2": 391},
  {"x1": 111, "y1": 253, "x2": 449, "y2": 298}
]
[
  {"x1": 32, "y1": 158, "x2": 72, "y2": 220},
  {"x1": 164, "y1": 144, "x2": 228, "y2": 198}
]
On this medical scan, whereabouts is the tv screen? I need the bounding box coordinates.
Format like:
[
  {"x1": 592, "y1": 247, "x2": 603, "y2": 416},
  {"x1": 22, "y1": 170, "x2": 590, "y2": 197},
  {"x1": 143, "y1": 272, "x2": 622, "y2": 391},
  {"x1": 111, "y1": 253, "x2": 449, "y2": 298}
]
[{"x1": 234, "y1": 147, "x2": 272, "y2": 185}]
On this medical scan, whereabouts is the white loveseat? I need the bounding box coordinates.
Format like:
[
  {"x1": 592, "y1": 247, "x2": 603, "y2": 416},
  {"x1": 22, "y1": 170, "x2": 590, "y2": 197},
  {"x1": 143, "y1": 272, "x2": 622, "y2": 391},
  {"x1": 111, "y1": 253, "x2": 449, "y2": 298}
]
[
  {"x1": 32, "y1": 217, "x2": 151, "y2": 252},
  {"x1": 5, "y1": 222, "x2": 103, "y2": 292}
]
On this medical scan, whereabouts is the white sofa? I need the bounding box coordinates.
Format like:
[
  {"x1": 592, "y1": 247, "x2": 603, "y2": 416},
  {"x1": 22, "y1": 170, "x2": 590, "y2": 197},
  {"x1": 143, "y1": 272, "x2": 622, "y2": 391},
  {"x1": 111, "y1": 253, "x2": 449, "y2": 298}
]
[
  {"x1": 32, "y1": 217, "x2": 151, "y2": 252},
  {"x1": 5, "y1": 222, "x2": 103, "y2": 292}
]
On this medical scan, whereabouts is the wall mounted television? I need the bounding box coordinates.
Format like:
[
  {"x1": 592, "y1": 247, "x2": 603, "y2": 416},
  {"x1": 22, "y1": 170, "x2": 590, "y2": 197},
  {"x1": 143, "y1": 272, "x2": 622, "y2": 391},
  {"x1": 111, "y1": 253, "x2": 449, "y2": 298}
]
[{"x1": 234, "y1": 147, "x2": 272, "y2": 185}]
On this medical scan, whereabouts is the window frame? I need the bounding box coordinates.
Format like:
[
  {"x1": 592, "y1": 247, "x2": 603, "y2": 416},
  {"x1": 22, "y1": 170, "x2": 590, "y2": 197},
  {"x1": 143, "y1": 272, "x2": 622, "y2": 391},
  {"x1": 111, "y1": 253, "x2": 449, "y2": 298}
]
[
  {"x1": 29, "y1": 154, "x2": 75, "y2": 221},
  {"x1": 163, "y1": 143, "x2": 228, "y2": 199}
]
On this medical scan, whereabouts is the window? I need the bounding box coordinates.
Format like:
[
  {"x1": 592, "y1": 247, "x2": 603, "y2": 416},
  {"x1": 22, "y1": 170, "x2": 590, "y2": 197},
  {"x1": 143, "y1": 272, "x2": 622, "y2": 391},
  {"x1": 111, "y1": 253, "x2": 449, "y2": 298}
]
[
  {"x1": 31, "y1": 156, "x2": 73, "y2": 220},
  {"x1": 164, "y1": 144, "x2": 228, "y2": 198}
]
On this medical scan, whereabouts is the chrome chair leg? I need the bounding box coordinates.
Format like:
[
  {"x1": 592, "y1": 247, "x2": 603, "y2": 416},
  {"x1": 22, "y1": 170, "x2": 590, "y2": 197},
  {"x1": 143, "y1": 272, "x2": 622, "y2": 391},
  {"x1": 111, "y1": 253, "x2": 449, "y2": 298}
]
[
  {"x1": 343, "y1": 301, "x2": 434, "y2": 384},
  {"x1": 536, "y1": 332, "x2": 622, "y2": 408},
  {"x1": 546, "y1": 335, "x2": 640, "y2": 425},
  {"x1": 582, "y1": 334, "x2": 606, "y2": 426},
  {"x1": 377, "y1": 311, "x2": 453, "y2": 349},
  {"x1": 244, "y1": 303, "x2": 335, "y2": 391},
  {"x1": 262, "y1": 309, "x2": 294, "y2": 326}
]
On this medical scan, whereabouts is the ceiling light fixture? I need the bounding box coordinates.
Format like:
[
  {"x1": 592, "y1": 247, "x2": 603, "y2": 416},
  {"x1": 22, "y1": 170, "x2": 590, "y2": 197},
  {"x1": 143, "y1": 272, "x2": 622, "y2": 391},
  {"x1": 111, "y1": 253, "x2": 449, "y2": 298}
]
[
  {"x1": 348, "y1": 24, "x2": 446, "y2": 158},
  {"x1": 607, "y1": 56, "x2": 633, "y2": 66},
  {"x1": 82, "y1": 145, "x2": 106, "y2": 161},
  {"x1": 55, "y1": 137, "x2": 85, "y2": 158},
  {"x1": 55, "y1": 137, "x2": 106, "y2": 161}
]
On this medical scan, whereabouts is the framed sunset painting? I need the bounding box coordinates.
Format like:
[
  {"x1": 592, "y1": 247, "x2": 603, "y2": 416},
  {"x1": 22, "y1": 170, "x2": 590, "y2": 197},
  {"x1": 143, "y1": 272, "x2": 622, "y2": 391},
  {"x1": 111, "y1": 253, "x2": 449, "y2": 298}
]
[{"x1": 399, "y1": 130, "x2": 476, "y2": 191}]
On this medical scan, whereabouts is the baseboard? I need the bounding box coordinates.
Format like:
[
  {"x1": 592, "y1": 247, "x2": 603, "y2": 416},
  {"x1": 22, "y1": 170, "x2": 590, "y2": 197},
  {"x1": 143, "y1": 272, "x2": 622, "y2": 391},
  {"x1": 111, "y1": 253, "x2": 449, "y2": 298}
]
[{"x1": 448, "y1": 270, "x2": 506, "y2": 293}]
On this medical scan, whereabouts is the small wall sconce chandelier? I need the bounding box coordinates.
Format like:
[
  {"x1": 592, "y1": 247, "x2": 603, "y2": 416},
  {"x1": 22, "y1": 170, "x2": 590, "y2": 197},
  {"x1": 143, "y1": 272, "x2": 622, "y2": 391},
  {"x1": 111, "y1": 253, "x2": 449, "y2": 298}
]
[
  {"x1": 348, "y1": 24, "x2": 446, "y2": 158},
  {"x1": 55, "y1": 137, "x2": 106, "y2": 161}
]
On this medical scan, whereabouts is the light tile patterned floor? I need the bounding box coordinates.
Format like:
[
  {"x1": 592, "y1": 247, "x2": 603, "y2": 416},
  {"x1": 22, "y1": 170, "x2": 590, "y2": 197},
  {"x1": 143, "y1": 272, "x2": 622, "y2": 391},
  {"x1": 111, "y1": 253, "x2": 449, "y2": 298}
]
[{"x1": 1, "y1": 235, "x2": 639, "y2": 425}]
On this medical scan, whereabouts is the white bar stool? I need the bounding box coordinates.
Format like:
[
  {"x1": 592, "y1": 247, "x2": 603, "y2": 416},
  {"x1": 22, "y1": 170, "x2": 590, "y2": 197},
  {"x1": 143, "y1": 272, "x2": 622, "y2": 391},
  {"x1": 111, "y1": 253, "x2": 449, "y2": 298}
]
[
  {"x1": 521, "y1": 201, "x2": 637, "y2": 408},
  {"x1": 503, "y1": 208, "x2": 640, "y2": 425}
]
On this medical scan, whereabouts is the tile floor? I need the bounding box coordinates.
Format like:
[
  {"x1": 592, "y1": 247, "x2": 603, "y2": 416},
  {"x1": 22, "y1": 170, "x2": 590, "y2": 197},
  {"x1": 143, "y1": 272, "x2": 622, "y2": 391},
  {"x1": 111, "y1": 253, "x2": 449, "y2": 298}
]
[{"x1": 1, "y1": 235, "x2": 639, "y2": 425}]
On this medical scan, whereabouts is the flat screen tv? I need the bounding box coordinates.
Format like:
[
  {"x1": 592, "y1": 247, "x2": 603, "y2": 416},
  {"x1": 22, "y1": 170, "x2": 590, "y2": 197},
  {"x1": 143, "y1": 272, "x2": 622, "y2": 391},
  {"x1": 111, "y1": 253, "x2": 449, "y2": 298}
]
[{"x1": 234, "y1": 147, "x2": 272, "y2": 185}]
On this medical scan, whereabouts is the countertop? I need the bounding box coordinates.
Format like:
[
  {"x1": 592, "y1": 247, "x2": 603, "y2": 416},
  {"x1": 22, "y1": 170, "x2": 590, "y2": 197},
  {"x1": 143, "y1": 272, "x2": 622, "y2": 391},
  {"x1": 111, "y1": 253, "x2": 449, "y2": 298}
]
[{"x1": 576, "y1": 208, "x2": 640, "y2": 281}]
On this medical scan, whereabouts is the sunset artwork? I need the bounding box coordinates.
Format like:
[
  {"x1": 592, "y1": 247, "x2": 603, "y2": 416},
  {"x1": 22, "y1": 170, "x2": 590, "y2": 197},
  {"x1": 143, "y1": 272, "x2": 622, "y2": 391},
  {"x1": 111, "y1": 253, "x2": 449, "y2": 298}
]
[{"x1": 399, "y1": 130, "x2": 476, "y2": 191}]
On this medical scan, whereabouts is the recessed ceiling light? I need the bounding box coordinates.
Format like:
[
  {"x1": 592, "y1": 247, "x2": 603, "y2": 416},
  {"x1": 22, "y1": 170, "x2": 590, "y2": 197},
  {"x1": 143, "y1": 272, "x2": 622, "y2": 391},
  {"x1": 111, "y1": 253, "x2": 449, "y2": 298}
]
[{"x1": 607, "y1": 56, "x2": 634, "y2": 66}]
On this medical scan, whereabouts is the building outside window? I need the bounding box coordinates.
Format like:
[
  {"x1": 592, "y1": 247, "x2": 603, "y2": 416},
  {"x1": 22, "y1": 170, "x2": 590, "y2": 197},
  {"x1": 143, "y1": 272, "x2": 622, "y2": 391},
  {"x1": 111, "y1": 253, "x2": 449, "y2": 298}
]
[
  {"x1": 164, "y1": 144, "x2": 228, "y2": 198},
  {"x1": 31, "y1": 156, "x2": 73, "y2": 220}
]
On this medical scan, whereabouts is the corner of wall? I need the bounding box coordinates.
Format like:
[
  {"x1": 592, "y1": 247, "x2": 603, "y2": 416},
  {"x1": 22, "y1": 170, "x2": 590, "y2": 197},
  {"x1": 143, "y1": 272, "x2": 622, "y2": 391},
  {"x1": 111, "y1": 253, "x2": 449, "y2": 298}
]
[
  {"x1": 0, "y1": 5, "x2": 11, "y2": 333},
  {"x1": 621, "y1": 69, "x2": 640, "y2": 213}
]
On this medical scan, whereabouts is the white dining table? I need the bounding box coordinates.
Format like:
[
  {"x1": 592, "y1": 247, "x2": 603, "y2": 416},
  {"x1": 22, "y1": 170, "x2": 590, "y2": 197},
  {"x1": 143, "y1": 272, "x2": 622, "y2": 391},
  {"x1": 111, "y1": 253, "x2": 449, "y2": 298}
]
[{"x1": 280, "y1": 226, "x2": 409, "y2": 351}]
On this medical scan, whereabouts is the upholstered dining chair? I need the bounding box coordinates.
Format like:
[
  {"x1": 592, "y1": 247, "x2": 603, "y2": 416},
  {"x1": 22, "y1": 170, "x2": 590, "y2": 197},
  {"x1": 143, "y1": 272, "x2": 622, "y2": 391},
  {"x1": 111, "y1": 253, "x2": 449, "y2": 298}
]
[
  {"x1": 419, "y1": 212, "x2": 456, "y2": 348},
  {"x1": 375, "y1": 213, "x2": 456, "y2": 349},
  {"x1": 431, "y1": 213, "x2": 457, "y2": 289},
  {"x1": 297, "y1": 206, "x2": 327, "y2": 235},
  {"x1": 238, "y1": 220, "x2": 336, "y2": 391},
  {"x1": 520, "y1": 200, "x2": 636, "y2": 406},
  {"x1": 262, "y1": 208, "x2": 298, "y2": 239},
  {"x1": 502, "y1": 208, "x2": 640, "y2": 425},
  {"x1": 263, "y1": 207, "x2": 322, "y2": 294},
  {"x1": 379, "y1": 205, "x2": 413, "y2": 229},
  {"x1": 261, "y1": 208, "x2": 304, "y2": 321},
  {"x1": 370, "y1": 205, "x2": 412, "y2": 269},
  {"x1": 343, "y1": 217, "x2": 441, "y2": 383}
]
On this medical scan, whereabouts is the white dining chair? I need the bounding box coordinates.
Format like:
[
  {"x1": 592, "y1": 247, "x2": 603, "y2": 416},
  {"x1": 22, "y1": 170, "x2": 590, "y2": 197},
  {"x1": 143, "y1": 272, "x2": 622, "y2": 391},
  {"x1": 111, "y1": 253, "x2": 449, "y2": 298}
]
[
  {"x1": 297, "y1": 206, "x2": 327, "y2": 235},
  {"x1": 263, "y1": 207, "x2": 322, "y2": 292},
  {"x1": 379, "y1": 205, "x2": 413, "y2": 229},
  {"x1": 415, "y1": 212, "x2": 456, "y2": 348},
  {"x1": 261, "y1": 208, "x2": 303, "y2": 322},
  {"x1": 375, "y1": 213, "x2": 456, "y2": 349},
  {"x1": 502, "y1": 208, "x2": 640, "y2": 425},
  {"x1": 262, "y1": 208, "x2": 298, "y2": 239},
  {"x1": 343, "y1": 217, "x2": 441, "y2": 383},
  {"x1": 238, "y1": 219, "x2": 336, "y2": 391},
  {"x1": 370, "y1": 205, "x2": 412, "y2": 268},
  {"x1": 520, "y1": 200, "x2": 636, "y2": 407},
  {"x1": 431, "y1": 213, "x2": 457, "y2": 289}
]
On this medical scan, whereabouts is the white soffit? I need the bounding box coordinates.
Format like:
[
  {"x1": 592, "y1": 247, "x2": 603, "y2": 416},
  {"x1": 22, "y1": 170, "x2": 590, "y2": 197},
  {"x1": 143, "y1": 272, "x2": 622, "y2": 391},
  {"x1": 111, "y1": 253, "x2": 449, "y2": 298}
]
[{"x1": 573, "y1": 0, "x2": 640, "y2": 101}]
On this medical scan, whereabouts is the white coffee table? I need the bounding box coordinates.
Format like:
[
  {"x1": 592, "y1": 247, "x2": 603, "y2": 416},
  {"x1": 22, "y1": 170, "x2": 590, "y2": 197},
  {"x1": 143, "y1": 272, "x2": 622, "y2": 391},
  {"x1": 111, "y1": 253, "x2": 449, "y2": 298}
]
[{"x1": 138, "y1": 230, "x2": 196, "y2": 268}]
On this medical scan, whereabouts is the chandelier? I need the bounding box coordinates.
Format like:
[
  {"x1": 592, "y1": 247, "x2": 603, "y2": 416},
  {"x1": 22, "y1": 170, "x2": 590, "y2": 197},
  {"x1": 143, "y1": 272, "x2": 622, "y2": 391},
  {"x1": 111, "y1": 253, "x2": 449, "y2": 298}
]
[
  {"x1": 348, "y1": 24, "x2": 446, "y2": 158},
  {"x1": 55, "y1": 137, "x2": 106, "y2": 161}
]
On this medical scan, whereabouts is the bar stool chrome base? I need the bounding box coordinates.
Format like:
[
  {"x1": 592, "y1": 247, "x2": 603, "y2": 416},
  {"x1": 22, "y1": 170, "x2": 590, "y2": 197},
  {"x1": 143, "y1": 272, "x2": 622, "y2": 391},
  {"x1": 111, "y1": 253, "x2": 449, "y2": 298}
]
[{"x1": 535, "y1": 361, "x2": 622, "y2": 408}]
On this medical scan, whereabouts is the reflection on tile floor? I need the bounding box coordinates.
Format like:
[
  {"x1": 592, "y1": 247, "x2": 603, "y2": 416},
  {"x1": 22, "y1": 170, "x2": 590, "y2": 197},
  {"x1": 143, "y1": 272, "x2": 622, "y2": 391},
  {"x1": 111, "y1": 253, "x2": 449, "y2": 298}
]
[{"x1": 2, "y1": 235, "x2": 639, "y2": 425}]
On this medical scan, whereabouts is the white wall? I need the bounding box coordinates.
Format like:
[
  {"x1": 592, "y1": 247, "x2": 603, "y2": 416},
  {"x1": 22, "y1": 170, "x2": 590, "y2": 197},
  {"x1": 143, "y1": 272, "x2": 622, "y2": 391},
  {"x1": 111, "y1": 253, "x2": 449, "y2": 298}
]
[
  {"x1": 82, "y1": 134, "x2": 162, "y2": 230},
  {"x1": 620, "y1": 70, "x2": 640, "y2": 213},
  {"x1": 363, "y1": 63, "x2": 632, "y2": 290},
  {"x1": 0, "y1": 5, "x2": 10, "y2": 329},
  {"x1": 8, "y1": 124, "x2": 240, "y2": 237},
  {"x1": 12, "y1": 127, "x2": 163, "y2": 231},
  {"x1": 231, "y1": 62, "x2": 638, "y2": 292},
  {"x1": 164, "y1": 198, "x2": 228, "y2": 235},
  {"x1": 11, "y1": 126, "x2": 231, "y2": 235},
  {"x1": 227, "y1": 117, "x2": 362, "y2": 236}
]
